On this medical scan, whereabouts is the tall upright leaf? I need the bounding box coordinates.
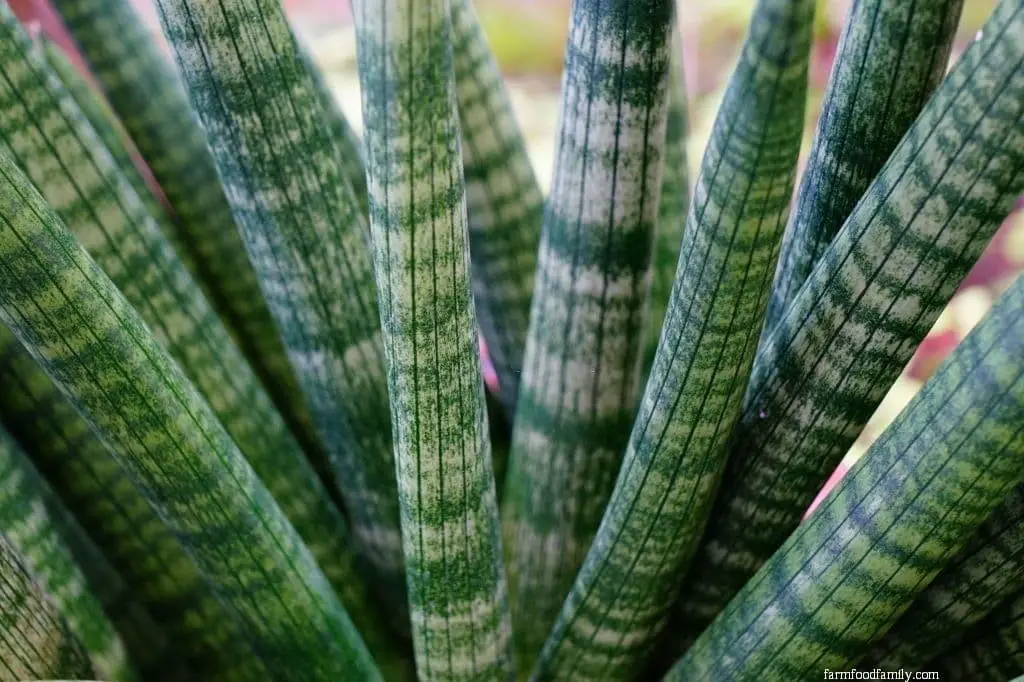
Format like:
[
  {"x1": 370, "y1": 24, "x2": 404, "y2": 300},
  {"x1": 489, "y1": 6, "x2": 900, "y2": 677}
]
[
  {"x1": 47, "y1": 0, "x2": 323, "y2": 471},
  {"x1": 500, "y1": 0, "x2": 675, "y2": 665},
  {"x1": 531, "y1": 0, "x2": 814, "y2": 678},
  {"x1": 152, "y1": 0, "x2": 405, "y2": 593},
  {"x1": 353, "y1": 0, "x2": 514, "y2": 677},
  {"x1": 667, "y1": 273, "x2": 1024, "y2": 681},
  {"x1": 932, "y1": 587, "x2": 1024, "y2": 681},
  {"x1": 450, "y1": 0, "x2": 545, "y2": 414},
  {"x1": 643, "y1": 27, "x2": 690, "y2": 375},
  {"x1": 0, "y1": 10, "x2": 378, "y2": 631},
  {"x1": 676, "y1": 0, "x2": 1024, "y2": 634},
  {"x1": 0, "y1": 532, "x2": 96, "y2": 682},
  {"x1": 863, "y1": 481, "x2": 1024, "y2": 669},
  {"x1": 0, "y1": 152, "x2": 381, "y2": 681},
  {"x1": 764, "y1": 0, "x2": 965, "y2": 332},
  {"x1": 0, "y1": 428, "x2": 135, "y2": 682},
  {"x1": 0, "y1": 325, "x2": 269, "y2": 681}
]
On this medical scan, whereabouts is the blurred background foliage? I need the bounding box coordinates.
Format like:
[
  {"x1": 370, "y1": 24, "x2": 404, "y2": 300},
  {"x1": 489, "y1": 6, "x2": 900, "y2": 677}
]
[{"x1": 11, "y1": 0, "x2": 1022, "y2": 501}]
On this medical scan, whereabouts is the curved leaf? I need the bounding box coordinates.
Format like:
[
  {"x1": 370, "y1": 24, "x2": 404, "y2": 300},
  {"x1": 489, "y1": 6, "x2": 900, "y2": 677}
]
[{"x1": 932, "y1": 587, "x2": 1024, "y2": 681}]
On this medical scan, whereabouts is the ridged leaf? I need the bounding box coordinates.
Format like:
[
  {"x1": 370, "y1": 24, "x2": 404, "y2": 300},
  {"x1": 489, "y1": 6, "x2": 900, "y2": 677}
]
[
  {"x1": 0, "y1": 151, "x2": 381, "y2": 680},
  {"x1": 451, "y1": 0, "x2": 544, "y2": 414},
  {"x1": 667, "y1": 272, "x2": 1024, "y2": 681},
  {"x1": 764, "y1": 0, "x2": 965, "y2": 332},
  {"x1": 0, "y1": 426, "x2": 135, "y2": 681},
  {"x1": 152, "y1": 0, "x2": 405, "y2": 594},
  {"x1": 0, "y1": 531, "x2": 95, "y2": 682},
  {"x1": 530, "y1": 0, "x2": 814, "y2": 678},
  {"x1": 932, "y1": 587, "x2": 1024, "y2": 681},
  {"x1": 676, "y1": 0, "x2": 1024, "y2": 633},
  {"x1": 354, "y1": 0, "x2": 514, "y2": 677},
  {"x1": 864, "y1": 483, "x2": 1024, "y2": 669},
  {"x1": 0, "y1": 324, "x2": 269, "y2": 681},
  {"x1": 0, "y1": 11, "x2": 385, "y2": 646},
  {"x1": 48, "y1": 0, "x2": 326, "y2": 477},
  {"x1": 500, "y1": 0, "x2": 675, "y2": 665}
]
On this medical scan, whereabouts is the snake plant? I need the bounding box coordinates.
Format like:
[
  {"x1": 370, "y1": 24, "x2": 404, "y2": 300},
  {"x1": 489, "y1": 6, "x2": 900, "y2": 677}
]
[{"x1": 0, "y1": 0, "x2": 1021, "y2": 681}]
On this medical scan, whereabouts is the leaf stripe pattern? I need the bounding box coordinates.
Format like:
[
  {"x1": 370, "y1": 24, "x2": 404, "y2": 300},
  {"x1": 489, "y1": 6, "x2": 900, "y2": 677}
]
[
  {"x1": 0, "y1": 153, "x2": 381, "y2": 681},
  {"x1": 353, "y1": 0, "x2": 514, "y2": 678},
  {"x1": 764, "y1": 0, "x2": 965, "y2": 332},
  {"x1": 0, "y1": 10, "x2": 377, "y2": 636},
  {"x1": 0, "y1": 427, "x2": 135, "y2": 681},
  {"x1": 676, "y1": 0, "x2": 1024, "y2": 634},
  {"x1": 0, "y1": 325, "x2": 270, "y2": 682},
  {"x1": 47, "y1": 0, "x2": 322, "y2": 471},
  {"x1": 932, "y1": 587, "x2": 1024, "y2": 681},
  {"x1": 531, "y1": 0, "x2": 814, "y2": 678},
  {"x1": 500, "y1": 0, "x2": 674, "y2": 665},
  {"x1": 864, "y1": 482, "x2": 1024, "y2": 670},
  {"x1": 642, "y1": 26, "x2": 690, "y2": 376},
  {"x1": 450, "y1": 0, "x2": 544, "y2": 415},
  {"x1": 0, "y1": 532, "x2": 95, "y2": 682},
  {"x1": 666, "y1": 272, "x2": 1024, "y2": 681},
  {"x1": 153, "y1": 0, "x2": 404, "y2": 593}
]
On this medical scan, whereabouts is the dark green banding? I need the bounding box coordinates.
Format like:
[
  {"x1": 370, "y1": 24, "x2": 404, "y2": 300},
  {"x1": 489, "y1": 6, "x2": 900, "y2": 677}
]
[
  {"x1": 451, "y1": 0, "x2": 544, "y2": 415},
  {"x1": 0, "y1": 11, "x2": 385, "y2": 650},
  {"x1": 353, "y1": 0, "x2": 514, "y2": 678},
  {"x1": 501, "y1": 0, "x2": 676, "y2": 667},
  {"x1": 47, "y1": 0, "x2": 328, "y2": 479},
  {"x1": 864, "y1": 482, "x2": 1024, "y2": 670},
  {"x1": 932, "y1": 588, "x2": 1024, "y2": 681},
  {"x1": 0, "y1": 532, "x2": 96, "y2": 682},
  {"x1": 0, "y1": 427, "x2": 135, "y2": 681},
  {"x1": 676, "y1": 0, "x2": 1024, "y2": 636},
  {"x1": 667, "y1": 273, "x2": 1024, "y2": 681},
  {"x1": 765, "y1": 0, "x2": 964, "y2": 334},
  {"x1": 0, "y1": 152, "x2": 381, "y2": 680},
  {"x1": 152, "y1": 0, "x2": 405, "y2": 599},
  {"x1": 642, "y1": 26, "x2": 690, "y2": 377},
  {"x1": 532, "y1": 0, "x2": 814, "y2": 678},
  {"x1": 0, "y1": 324, "x2": 270, "y2": 682}
]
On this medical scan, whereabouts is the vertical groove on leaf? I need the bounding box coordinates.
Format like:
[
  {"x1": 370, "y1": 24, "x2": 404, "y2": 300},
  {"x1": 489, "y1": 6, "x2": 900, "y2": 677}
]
[
  {"x1": 864, "y1": 482, "x2": 1024, "y2": 670},
  {"x1": 500, "y1": 0, "x2": 675, "y2": 666},
  {"x1": 47, "y1": 0, "x2": 324, "y2": 475},
  {"x1": 668, "y1": 274, "x2": 1024, "y2": 681},
  {"x1": 0, "y1": 325, "x2": 270, "y2": 682},
  {"x1": 932, "y1": 587, "x2": 1024, "y2": 681},
  {"x1": 0, "y1": 153, "x2": 381, "y2": 681},
  {"x1": 450, "y1": 0, "x2": 544, "y2": 414},
  {"x1": 0, "y1": 427, "x2": 135, "y2": 682},
  {"x1": 0, "y1": 12, "x2": 381, "y2": 640},
  {"x1": 642, "y1": 26, "x2": 690, "y2": 376},
  {"x1": 152, "y1": 0, "x2": 406, "y2": 597},
  {"x1": 764, "y1": 0, "x2": 965, "y2": 333},
  {"x1": 0, "y1": 532, "x2": 96, "y2": 682},
  {"x1": 353, "y1": 0, "x2": 514, "y2": 678},
  {"x1": 532, "y1": 1, "x2": 814, "y2": 678},
  {"x1": 676, "y1": 0, "x2": 1024, "y2": 634}
]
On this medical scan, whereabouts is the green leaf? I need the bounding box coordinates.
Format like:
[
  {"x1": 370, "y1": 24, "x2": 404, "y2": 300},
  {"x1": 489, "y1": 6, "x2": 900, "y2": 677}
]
[
  {"x1": 932, "y1": 587, "x2": 1024, "y2": 681},
  {"x1": 451, "y1": 0, "x2": 545, "y2": 415},
  {"x1": 0, "y1": 531, "x2": 96, "y2": 682},
  {"x1": 863, "y1": 482, "x2": 1024, "y2": 670},
  {"x1": 152, "y1": 0, "x2": 405, "y2": 597},
  {"x1": 642, "y1": 26, "x2": 690, "y2": 376},
  {"x1": 764, "y1": 0, "x2": 965, "y2": 332},
  {"x1": 48, "y1": 0, "x2": 327, "y2": 481},
  {"x1": 0, "y1": 427, "x2": 135, "y2": 682},
  {"x1": 667, "y1": 272, "x2": 1024, "y2": 681},
  {"x1": 0, "y1": 11, "x2": 389, "y2": 651},
  {"x1": 0, "y1": 324, "x2": 269, "y2": 681},
  {"x1": 0, "y1": 151, "x2": 381, "y2": 681},
  {"x1": 353, "y1": 0, "x2": 514, "y2": 678},
  {"x1": 676, "y1": 0, "x2": 1024, "y2": 635},
  {"x1": 531, "y1": 0, "x2": 815, "y2": 677}
]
